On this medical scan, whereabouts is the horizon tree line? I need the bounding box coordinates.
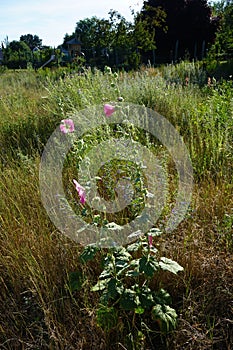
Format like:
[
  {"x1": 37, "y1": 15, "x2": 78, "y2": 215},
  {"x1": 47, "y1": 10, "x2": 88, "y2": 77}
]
[{"x1": 1, "y1": 0, "x2": 232, "y2": 70}]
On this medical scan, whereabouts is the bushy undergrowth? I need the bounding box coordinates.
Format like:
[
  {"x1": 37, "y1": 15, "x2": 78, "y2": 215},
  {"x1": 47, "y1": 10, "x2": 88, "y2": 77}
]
[{"x1": 0, "y1": 63, "x2": 232, "y2": 349}]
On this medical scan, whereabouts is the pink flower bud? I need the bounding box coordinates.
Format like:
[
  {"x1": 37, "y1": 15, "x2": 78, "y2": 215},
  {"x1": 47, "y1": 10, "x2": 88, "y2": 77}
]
[{"x1": 104, "y1": 104, "x2": 115, "y2": 117}]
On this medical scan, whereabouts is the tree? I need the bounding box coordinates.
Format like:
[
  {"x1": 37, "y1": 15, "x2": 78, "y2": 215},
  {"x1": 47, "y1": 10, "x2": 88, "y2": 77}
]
[
  {"x1": 209, "y1": 0, "x2": 233, "y2": 59},
  {"x1": 62, "y1": 10, "x2": 163, "y2": 69},
  {"x1": 134, "y1": 5, "x2": 167, "y2": 64},
  {"x1": 2, "y1": 38, "x2": 53, "y2": 69},
  {"x1": 20, "y1": 34, "x2": 42, "y2": 50},
  {"x1": 3, "y1": 40, "x2": 31, "y2": 68},
  {"x1": 62, "y1": 17, "x2": 110, "y2": 67},
  {"x1": 141, "y1": 0, "x2": 219, "y2": 62}
]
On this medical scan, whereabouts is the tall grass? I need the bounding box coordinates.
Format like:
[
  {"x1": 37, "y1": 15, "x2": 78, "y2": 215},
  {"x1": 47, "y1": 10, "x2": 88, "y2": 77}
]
[{"x1": 0, "y1": 64, "x2": 232, "y2": 349}]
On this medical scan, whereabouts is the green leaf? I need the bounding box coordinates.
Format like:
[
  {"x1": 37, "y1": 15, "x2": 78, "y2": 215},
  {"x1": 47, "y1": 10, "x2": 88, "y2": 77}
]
[
  {"x1": 79, "y1": 245, "x2": 99, "y2": 264},
  {"x1": 124, "y1": 259, "x2": 140, "y2": 277},
  {"x1": 139, "y1": 286, "x2": 155, "y2": 309},
  {"x1": 151, "y1": 304, "x2": 178, "y2": 333},
  {"x1": 67, "y1": 271, "x2": 83, "y2": 292},
  {"x1": 139, "y1": 256, "x2": 147, "y2": 272},
  {"x1": 147, "y1": 227, "x2": 163, "y2": 237},
  {"x1": 126, "y1": 241, "x2": 142, "y2": 252},
  {"x1": 115, "y1": 260, "x2": 129, "y2": 273},
  {"x1": 142, "y1": 245, "x2": 158, "y2": 255},
  {"x1": 107, "y1": 278, "x2": 124, "y2": 299},
  {"x1": 135, "y1": 306, "x2": 145, "y2": 314},
  {"x1": 159, "y1": 257, "x2": 183, "y2": 274},
  {"x1": 114, "y1": 247, "x2": 131, "y2": 261},
  {"x1": 120, "y1": 289, "x2": 140, "y2": 310},
  {"x1": 91, "y1": 278, "x2": 110, "y2": 292},
  {"x1": 99, "y1": 278, "x2": 121, "y2": 304},
  {"x1": 125, "y1": 270, "x2": 140, "y2": 277},
  {"x1": 154, "y1": 289, "x2": 172, "y2": 305},
  {"x1": 99, "y1": 268, "x2": 113, "y2": 280},
  {"x1": 139, "y1": 256, "x2": 159, "y2": 277}
]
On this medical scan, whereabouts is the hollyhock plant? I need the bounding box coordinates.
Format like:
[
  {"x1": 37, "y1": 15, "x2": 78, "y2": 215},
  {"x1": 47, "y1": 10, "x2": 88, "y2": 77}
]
[
  {"x1": 73, "y1": 179, "x2": 86, "y2": 204},
  {"x1": 104, "y1": 104, "x2": 115, "y2": 117},
  {"x1": 60, "y1": 119, "x2": 75, "y2": 133}
]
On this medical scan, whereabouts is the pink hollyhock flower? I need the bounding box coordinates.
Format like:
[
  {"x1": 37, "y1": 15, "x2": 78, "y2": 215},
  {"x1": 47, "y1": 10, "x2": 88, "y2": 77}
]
[
  {"x1": 60, "y1": 119, "x2": 75, "y2": 133},
  {"x1": 104, "y1": 104, "x2": 115, "y2": 117},
  {"x1": 148, "y1": 235, "x2": 153, "y2": 248},
  {"x1": 73, "y1": 179, "x2": 86, "y2": 204}
]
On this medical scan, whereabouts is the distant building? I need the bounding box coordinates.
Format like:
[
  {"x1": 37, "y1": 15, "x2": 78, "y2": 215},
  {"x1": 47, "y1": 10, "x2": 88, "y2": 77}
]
[{"x1": 66, "y1": 38, "x2": 82, "y2": 58}]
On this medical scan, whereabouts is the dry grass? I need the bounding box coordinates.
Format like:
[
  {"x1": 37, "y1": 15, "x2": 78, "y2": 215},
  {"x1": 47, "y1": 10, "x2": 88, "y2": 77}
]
[{"x1": 0, "y1": 67, "x2": 232, "y2": 349}]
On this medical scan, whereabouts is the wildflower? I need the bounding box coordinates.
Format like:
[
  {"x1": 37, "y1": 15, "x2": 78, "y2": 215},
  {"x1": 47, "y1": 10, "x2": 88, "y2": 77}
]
[
  {"x1": 104, "y1": 104, "x2": 115, "y2": 117},
  {"x1": 73, "y1": 179, "x2": 86, "y2": 204},
  {"x1": 60, "y1": 119, "x2": 75, "y2": 133},
  {"x1": 148, "y1": 235, "x2": 153, "y2": 248}
]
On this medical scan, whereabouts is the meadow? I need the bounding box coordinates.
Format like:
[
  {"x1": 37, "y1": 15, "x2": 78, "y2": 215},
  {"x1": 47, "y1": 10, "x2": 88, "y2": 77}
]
[{"x1": 0, "y1": 62, "x2": 232, "y2": 349}]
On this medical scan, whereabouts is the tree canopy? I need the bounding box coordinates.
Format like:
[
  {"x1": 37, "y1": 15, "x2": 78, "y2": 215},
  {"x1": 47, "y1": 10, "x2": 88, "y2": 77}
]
[
  {"x1": 2, "y1": 1, "x2": 232, "y2": 69},
  {"x1": 209, "y1": 0, "x2": 233, "y2": 59},
  {"x1": 141, "y1": 0, "x2": 219, "y2": 61},
  {"x1": 62, "y1": 11, "x2": 157, "y2": 69},
  {"x1": 20, "y1": 34, "x2": 43, "y2": 50}
]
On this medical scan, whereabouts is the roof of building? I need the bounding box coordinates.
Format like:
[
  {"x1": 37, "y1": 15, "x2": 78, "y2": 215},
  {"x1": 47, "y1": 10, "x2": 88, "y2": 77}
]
[{"x1": 66, "y1": 38, "x2": 82, "y2": 45}]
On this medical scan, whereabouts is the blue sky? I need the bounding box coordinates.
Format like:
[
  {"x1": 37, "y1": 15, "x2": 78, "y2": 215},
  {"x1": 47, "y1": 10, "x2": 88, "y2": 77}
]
[{"x1": 0, "y1": 0, "x2": 144, "y2": 47}]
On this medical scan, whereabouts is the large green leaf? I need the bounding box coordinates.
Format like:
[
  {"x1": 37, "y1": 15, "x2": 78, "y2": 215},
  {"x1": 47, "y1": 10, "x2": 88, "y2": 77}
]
[
  {"x1": 159, "y1": 257, "x2": 183, "y2": 274},
  {"x1": 151, "y1": 304, "x2": 178, "y2": 333},
  {"x1": 138, "y1": 286, "x2": 155, "y2": 309},
  {"x1": 115, "y1": 260, "x2": 129, "y2": 275},
  {"x1": 139, "y1": 256, "x2": 159, "y2": 277},
  {"x1": 99, "y1": 268, "x2": 113, "y2": 280},
  {"x1": 107, "y1": 278, "x2": 124, "y2": 299},
  {"x1": 154, "y1": 288, "x2": 172, "y2": 305},
  {"x1": 98, "y1": 278, "x2": 124, "y2": 303},
  {"x1": 126, "y1": 241, "x2": 142, "y2": 252},
  {"x1": 114, "y1": 247, "x2": 131, "y2": 262},
  {"x1": 120, "y1": 288, "x2": 140, "y2": 310},
  {"x1": 91, "y1": 278, "x2": 110, "y2": 291}
]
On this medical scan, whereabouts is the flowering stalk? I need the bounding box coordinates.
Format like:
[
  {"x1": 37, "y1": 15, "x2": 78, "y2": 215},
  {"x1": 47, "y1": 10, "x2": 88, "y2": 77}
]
[{"x1": 73, "y1": 179, "x2": 86, "y2": 205}]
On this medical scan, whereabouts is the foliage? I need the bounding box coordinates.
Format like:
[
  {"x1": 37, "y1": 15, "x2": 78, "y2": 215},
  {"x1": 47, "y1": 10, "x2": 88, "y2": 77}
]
[
  {"x1": 78, "y1": 230, "x2": 183, "y2": 344},
  {"x1": 62, "y1": 10, "x2": 163, "y2": 69},
  {"x1": 2, "y1": 38, "x2": 55, "y2": 69},
  {"x1": 3, "y1": 40, "x2": 31, "y2": 69},
  {"x1": 141, "y1": 0, "x2": 219, "y2": 61},
  {"x1": 20, "y1": 34, "x2": 43, "y2": 50},
  {"x1": 207, "y1": 0, "x2": 233, "y2": 61}
]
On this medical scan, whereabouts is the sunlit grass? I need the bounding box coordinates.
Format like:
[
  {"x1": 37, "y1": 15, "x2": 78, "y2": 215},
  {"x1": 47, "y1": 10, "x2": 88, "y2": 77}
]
[{"x1": 0, "y1": 65, "x2": 232, "y2": 349}]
